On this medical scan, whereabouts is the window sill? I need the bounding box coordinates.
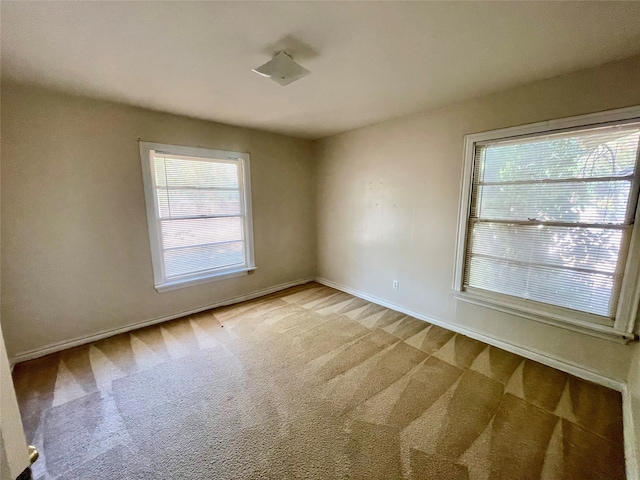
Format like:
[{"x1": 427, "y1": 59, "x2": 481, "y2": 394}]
[
  {"x1": 454, "y1": 290, "x2": 637, "y2": 344},
  {"x1": 155, "y1": 267, "x2": 256, "y2": 293}
]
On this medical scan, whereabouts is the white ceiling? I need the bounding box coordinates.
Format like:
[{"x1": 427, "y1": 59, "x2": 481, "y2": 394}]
[{"x1": 2, "y1": 1, "x2": 640, "y2": 139}]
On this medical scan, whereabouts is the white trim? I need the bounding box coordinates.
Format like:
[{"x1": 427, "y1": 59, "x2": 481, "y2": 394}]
[
  {"x1": 617, "y1": 195, "x2": 640, "y2": 334},
  {"x1": 10, "y1": 277, "x2": 314, "y2": 365},
  {"x1": 453, "y1": 105, "x2": 640, "y2": 338},
  {"x1": 315, "y1": 276, "x2": 626, "y2": 391},
  {"x1": 453, "y1": 130, "x2": 476, "y2": 291},
  {"x1": 139, "y1": 143, "x2": 166, "y2": 286},
  {"x1": 155, "y1": 267, "x2": 257, "y2": 293},
  {"x1": 240, "y1": 151, "x2": 256, "y2": 271},
  {"x1": 463, "y1": 105, "x2": 640, "y2": 146},
  {"x1": 455, "y1": 290, "x2": 635, "y2": 343},
  {"x1": 138, "y1": 141, "x2": 255, "y2": 293},
  {"x1": 623, "y1": 385, "x2": 639, "y2": 480}
]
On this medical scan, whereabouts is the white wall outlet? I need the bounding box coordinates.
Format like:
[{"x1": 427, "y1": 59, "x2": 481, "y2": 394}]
[{"x1": 392, "y1": 280, "x2": 399, "y2": 290}]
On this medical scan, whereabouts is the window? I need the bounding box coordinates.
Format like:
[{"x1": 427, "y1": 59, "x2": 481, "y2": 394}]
[
  {"x1": 139, "y1": 142, "x2": 255, "y2": 292},
  {"x1": 454, "y1": 107, "x2": 640, "y2": 341}
]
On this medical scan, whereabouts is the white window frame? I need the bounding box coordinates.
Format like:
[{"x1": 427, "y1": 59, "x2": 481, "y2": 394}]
[
  {"x1": 139, "y1": 142, "x2": 255, "y2": 293},
  {"x1": 453, "y1": 106, "x2": 640, "y2": 343}
]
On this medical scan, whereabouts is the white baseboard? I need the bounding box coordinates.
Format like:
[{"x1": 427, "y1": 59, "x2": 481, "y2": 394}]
[
  {"x1": 11, "y1": 277, "x2": 315, "y2": 365},
  {"x1": 623, "y1": 385, "x2": 640, "y2": 480},
  {"x1": 315, "y1": 276, "x2": 625, "y2": 392}
]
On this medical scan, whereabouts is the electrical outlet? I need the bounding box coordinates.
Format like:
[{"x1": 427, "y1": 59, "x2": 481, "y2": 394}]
[{"x1": 392, "y1": 280, "x2": 399, "y2": 290}]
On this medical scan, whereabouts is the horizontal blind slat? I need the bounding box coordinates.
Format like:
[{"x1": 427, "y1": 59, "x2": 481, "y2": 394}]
[
  {"x1": 477, "y1": 174, "x2": 635, "y2": 187},
  {"x1": 465, "y1": 122, "x2": 640, "y2": 319},
  {"x1": 165, "y1": 241, "x2": 245, "y2": 278},
  {"x1": 466, "y1": 256, "x2": 614, "y2": 317},
  {"x1": 473, "y1": 181, "x2": 632, "y2": 224},
  {"x1": 157, "y1": 189, "x2": 241, "y2": 218},
  {"x1": 468, "y1": 222, "x2": 624, "y2": 274},
  {"x1": 161, "y1": 217, "x2": 243, "y2": 249},
  {"x1": 155, "y1": 155, "x2": 239, "y2": 189},
  {"x1": 470, "y1": 219, "x2": 633, "y2": 229},
  {"x1": 479, "y1": 126, "x2": 639, "y2": 183},
  {"x1": 164, "y1": 239, "x2": 243, "y2": 253}
]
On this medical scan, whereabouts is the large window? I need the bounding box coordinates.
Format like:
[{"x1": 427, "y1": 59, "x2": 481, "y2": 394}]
[
  {"x1": 139, "y1": 142, "x2": 255, "y2": 292},
  {"x1": 454, "y1": 108, "x2": 640, "y2": 341}
]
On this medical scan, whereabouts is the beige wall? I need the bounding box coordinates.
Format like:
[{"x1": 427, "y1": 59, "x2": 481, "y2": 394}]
[
  {"x1": 315, "y1": 55, "x2": 640, "y2": 383},
  {"x1": 1, "y1": 82, "x2": 316, "y2": 359}
]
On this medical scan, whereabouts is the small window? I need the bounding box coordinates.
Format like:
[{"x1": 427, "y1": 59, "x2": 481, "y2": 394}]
[
  {"x1": 454, "y1": 108, "x2": 640, "y2": 341},
  {"x1": 139, "y1": 142, "x2": 255, "y2": 292}
]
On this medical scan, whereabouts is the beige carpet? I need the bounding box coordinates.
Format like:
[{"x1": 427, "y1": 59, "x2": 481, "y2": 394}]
[{"x1": 13, "y1": 282, "x2": 625, "y2": 479}]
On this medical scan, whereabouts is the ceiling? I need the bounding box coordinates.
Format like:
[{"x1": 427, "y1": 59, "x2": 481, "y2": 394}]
[{"x1": 2, "y1": 2, "x2": 640, "y2": 139}]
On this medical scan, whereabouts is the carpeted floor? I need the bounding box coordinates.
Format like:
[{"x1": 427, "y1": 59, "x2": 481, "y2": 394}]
[{"x1": 12, "y1": 282, "x2": 625, "y2": 479}]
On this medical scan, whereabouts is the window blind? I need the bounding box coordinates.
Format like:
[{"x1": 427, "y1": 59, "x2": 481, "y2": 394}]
[
  {"x1": 464, "y1": 123, "x2": 640, "y2": 319},
  {"x1": 153, "y1": 153, "x2": 246, "y2": 279}
]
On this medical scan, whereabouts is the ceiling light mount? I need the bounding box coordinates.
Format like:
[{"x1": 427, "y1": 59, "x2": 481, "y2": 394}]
[{"x1": 252, "y1": 51, "x2": 310, "y2": 86}]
